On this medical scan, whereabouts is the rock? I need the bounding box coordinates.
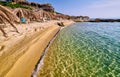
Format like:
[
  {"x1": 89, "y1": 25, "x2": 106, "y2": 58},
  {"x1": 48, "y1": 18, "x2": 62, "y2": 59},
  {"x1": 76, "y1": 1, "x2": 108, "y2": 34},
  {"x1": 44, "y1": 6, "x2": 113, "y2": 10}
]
[
  {"x1": 0, "y1": 45, "x2": 4, "y2": 51},
  {"x1": 0, "y1": 46, "x2": 2, "y2": 50}
]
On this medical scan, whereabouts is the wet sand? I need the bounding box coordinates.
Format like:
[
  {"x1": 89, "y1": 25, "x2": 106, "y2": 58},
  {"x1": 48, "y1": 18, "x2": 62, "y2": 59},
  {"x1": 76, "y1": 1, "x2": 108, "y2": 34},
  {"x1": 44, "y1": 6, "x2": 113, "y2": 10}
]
[{"x1": 0, "y1": 20, "x2": 74, "y2": 77}]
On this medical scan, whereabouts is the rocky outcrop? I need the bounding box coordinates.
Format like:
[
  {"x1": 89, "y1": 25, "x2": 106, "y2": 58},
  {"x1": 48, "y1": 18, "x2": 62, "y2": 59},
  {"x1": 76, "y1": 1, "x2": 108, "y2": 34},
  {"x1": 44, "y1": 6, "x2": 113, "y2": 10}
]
[
  {"x1": 70, "y1": 16, "x2": 90, "y2": 22},
  {"x1": 17, "y1": 1, "x2": 54, "y2": 12}
]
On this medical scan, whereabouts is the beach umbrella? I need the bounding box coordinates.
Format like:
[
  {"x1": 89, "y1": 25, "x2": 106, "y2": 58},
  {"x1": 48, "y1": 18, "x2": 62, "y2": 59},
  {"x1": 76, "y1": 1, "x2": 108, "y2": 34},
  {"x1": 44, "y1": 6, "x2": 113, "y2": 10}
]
[
  {"x1": 13, "y1": 8, "x2": 24, "y2": 18},
  {"x1": 55, "y1": 14, "x2": 64, "y2": 19},
  {"x1": 0, "y1": 5, "x2": 20, "y2": 37},
  {"x1": 30, "y1": 10, "x2": 41, "y2": 21},
  {"x1": 0, "y1": 5, "x2": 20, "y2": 22},
  {"x1": 13, "y1": 8, "x2": 31, "y2": 18},
  {"x1": 39, "y1": 10, "x2": 54, "y2": 20},
  {"x1": 0, "y1": 11, "x2": 17, "y2": 37},
  {"x1": 47, "y1": 12, "x2": 56, "y2": 19},
  {"x1": 30, "y1": 9, "x2": 52, "y2": 21}
]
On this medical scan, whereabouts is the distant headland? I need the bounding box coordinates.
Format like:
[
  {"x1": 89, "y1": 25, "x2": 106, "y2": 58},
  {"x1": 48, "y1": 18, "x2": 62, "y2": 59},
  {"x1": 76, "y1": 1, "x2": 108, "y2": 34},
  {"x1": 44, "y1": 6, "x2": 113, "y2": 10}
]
[{"x1": 89, "y1": 18, "x2": 120, "y2": 22}]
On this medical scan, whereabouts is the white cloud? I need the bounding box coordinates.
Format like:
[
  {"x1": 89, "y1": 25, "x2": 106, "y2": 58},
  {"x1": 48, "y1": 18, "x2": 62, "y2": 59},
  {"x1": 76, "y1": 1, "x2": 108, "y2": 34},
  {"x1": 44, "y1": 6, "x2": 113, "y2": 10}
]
[
  {"x1": 80, "y1": 0, "x2": 120, "y2": 18},
  {"x1": 87, "y1": 0, "x2": 120, "y2": 9}
]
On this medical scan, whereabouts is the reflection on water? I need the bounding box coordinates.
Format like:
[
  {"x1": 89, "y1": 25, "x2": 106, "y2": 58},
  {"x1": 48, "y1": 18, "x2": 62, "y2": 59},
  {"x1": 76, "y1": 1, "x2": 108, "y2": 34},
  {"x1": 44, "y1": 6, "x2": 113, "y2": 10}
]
[{"x1": 38, "y1": 22, "x2": 120, "y2": 77}]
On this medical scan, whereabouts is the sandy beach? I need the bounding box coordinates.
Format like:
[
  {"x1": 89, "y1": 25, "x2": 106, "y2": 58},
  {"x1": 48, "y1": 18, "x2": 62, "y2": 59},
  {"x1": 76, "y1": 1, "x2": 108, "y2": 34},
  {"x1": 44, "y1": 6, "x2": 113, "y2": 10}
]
[{"x1": 0, "y1": 20, "x2": 74, "y2": 77}]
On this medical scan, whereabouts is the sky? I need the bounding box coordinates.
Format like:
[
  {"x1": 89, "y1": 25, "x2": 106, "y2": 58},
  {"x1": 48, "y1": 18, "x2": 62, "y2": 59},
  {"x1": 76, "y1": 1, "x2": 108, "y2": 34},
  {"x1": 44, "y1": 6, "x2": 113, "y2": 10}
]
[{"x1": 28, "y1": 0, "x2": 120, "y2": 18}]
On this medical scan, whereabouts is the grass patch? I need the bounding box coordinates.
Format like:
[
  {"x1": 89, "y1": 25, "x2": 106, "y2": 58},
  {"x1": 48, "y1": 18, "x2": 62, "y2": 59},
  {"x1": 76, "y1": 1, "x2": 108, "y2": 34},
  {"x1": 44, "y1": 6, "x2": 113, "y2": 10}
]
[{"x1": 0, "y1": 1, "x2": 32, "y2": 10}]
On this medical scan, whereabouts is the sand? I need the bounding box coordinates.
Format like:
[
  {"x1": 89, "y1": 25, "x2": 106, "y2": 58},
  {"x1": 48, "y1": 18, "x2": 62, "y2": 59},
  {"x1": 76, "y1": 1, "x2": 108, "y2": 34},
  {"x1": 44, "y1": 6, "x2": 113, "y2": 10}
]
[{"x1": 0, "y1": 20, "x2": 74, "y2": 77}]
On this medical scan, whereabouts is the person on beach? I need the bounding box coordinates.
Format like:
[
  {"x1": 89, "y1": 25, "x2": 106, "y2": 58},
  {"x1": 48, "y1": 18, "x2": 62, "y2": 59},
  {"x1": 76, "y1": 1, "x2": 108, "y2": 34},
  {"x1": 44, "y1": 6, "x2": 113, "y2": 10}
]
[{"x1": 20, "y1": 17, "x2": 26, "y2": 23}]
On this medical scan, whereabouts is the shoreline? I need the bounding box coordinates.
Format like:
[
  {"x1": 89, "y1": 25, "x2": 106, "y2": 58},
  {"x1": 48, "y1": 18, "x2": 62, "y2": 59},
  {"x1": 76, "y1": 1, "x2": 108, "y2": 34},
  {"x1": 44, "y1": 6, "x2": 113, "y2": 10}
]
[
  {"x1": 34, "y1": 22, "x2": 74, "y2": 77},
  {"x1": 32, "y1": 23, "x2": 71, "y2": 77},
  {"x1": 32, "y1": 27, "x2": 61, "y2": 77},
  {"x1": 0, "y1": 20, "x2": 74, "y2": 77}
]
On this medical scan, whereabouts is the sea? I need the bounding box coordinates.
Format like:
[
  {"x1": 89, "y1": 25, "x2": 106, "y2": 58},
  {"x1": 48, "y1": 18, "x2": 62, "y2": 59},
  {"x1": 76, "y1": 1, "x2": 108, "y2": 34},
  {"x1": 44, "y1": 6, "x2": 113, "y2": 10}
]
[{"x1": 38, "y1": 22, "x2": 120, "y2": 77}]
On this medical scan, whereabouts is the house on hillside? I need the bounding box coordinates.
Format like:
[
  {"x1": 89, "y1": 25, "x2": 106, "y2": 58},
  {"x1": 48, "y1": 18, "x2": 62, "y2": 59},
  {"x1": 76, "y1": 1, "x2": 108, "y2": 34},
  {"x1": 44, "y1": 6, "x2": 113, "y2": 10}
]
[
  {"x1": 38, "y1": 4, "x2": 54, "y2": 12},
  {"x1": 29, "y1": 3, "x2": 54, "y2": 12},
  {"x1": 70, "y1": 16, "x2": 89, "y2": 22},
  {"x1": 83, "y1": 16, "x2": 89, "y2": 21}
]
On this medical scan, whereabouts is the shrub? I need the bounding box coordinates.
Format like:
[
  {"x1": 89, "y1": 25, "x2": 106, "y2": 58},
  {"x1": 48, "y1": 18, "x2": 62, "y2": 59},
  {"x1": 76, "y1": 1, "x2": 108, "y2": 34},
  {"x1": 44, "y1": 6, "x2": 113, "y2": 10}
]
[{"x1": 0, "y1": 1, "x2": 32, "y2": 10}]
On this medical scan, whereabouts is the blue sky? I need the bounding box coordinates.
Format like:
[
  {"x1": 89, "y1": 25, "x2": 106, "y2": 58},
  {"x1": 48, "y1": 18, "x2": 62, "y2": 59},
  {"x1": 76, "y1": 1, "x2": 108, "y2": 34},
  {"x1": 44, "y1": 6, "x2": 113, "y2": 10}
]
[{"x1": 28, "y1": 0, "x2": 120, "y2": 18}]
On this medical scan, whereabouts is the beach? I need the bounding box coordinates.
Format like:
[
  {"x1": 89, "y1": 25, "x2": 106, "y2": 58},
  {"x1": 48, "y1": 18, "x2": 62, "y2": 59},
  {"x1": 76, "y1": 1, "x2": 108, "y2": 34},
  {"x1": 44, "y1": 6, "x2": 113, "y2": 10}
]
[
  {"x1": 0, "y1": 20, "x2": 74, "y2": 77},
  {"x1": 1, "y1": 0, "x2": 120, "y2": 77}
]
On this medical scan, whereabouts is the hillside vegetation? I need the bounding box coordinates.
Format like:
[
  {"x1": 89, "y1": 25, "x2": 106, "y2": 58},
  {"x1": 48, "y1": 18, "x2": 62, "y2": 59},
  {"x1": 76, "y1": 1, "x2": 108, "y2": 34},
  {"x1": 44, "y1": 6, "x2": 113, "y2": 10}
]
[{"x1": 0, "y1": 1, "x2": 32, "y2": 10}]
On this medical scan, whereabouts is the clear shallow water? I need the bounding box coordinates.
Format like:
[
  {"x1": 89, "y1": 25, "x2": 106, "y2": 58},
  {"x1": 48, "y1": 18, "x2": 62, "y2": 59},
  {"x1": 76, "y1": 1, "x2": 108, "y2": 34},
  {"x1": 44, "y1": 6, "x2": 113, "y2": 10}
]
[{"x1": 39, "y1": 22, "x2": 120, "y2": 77}]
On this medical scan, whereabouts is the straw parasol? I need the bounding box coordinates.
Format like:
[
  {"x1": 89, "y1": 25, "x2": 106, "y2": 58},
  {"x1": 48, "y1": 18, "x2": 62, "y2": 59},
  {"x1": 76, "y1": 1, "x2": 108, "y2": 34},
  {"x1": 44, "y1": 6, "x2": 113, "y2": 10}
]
[
  {"x1": 0, "y1": 5, "x2": 20, "y2": 37},
  {"x1": 39, "y1": 9, "x2": 55, "y2": 20},
  {"x1": 0, "y1": 5, "x2": 20, "y2": 22},
  {"x1": 13, "y1": 8, "x2": 31, "y2": 19},
  {"x1": 13, "y1": 8, "x2": 50, "y2": 21},
  {"x1": 30, "y1": 9, "x2": 53, "y2": 21}
]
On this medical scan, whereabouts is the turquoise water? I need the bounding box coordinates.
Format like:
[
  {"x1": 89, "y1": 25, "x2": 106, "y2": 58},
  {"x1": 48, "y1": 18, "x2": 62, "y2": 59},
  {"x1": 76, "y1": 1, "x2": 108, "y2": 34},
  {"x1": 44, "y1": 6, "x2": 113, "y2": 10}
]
[{"x1": 39, "y1": 22, "x2": 120, "y2": 77}]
